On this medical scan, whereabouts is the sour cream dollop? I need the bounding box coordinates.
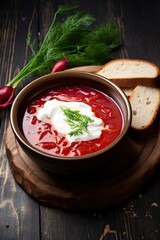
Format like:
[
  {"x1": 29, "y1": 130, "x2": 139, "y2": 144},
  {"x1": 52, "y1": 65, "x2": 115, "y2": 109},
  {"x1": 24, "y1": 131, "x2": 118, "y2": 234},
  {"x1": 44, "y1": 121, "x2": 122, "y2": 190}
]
[{"x1": 37, "y1": 99, "x2": 103, "y2": 142}]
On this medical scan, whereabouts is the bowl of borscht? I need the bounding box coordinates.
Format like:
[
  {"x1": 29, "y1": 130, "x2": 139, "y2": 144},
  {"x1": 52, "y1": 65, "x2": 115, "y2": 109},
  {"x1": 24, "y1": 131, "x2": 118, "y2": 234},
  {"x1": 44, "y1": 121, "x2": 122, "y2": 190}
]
[{"x1": 10, "y1": 71, "x2": 131, "y2": 175}]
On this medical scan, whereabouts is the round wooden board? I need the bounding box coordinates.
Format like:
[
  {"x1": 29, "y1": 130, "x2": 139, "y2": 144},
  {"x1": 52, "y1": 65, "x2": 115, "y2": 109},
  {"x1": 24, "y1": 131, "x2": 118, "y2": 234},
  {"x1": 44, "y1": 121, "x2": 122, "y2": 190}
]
[
  {"x1": 5, "y1": 123, "x2": 160, "y2": 210},
  {"x1": 5, "y1": 66, "x2": 160, "y2": 210}
]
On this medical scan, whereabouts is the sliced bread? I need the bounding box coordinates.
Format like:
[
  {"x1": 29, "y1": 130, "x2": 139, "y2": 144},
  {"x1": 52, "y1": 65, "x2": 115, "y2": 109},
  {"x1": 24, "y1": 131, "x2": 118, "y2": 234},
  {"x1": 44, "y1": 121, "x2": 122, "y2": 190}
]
[
  {"x1": 96, "y1": 59, "x2": 160, "y2": 88},
  {"x1": 129, "y1": 86, "x2": 160, "y2": 130}
]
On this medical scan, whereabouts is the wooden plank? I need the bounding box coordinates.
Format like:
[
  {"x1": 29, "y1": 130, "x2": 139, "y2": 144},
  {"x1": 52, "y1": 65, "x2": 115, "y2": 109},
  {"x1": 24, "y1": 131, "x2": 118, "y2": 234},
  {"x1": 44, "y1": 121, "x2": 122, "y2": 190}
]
[{"x1": 0, "y1": 1, "x2": 40, "y2": 239}]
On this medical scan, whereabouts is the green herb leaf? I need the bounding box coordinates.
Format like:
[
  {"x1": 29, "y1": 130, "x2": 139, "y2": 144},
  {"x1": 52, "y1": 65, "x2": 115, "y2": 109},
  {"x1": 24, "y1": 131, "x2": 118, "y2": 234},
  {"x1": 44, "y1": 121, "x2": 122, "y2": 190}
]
[
  {"x1": 26, "y1": 32, "x2": 36, "y2": 55},
  {"x1": 8, "y1": 5, "x2": 121, "y2": 88},
  {"x1": 61, "y1": 106, "x2": 94, "y2": 136}
]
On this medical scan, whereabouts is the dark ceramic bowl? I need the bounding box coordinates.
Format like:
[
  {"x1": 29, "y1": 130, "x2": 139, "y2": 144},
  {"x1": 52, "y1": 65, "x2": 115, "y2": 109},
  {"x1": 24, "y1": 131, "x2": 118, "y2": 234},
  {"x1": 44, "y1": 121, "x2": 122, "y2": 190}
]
[{"x1": 10, "y1": 71, "x2": 131, "y2": 175}]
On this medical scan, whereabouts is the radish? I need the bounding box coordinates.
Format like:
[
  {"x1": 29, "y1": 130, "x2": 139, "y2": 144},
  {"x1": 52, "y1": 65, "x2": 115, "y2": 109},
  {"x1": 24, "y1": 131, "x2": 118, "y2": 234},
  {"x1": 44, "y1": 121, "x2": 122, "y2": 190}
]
[
  {"x1": 0, "y1": 86, "x2": 15, "y2": 109},
  {"x1": 51, "y1": 59, "x2": 68, "y2": 73}
]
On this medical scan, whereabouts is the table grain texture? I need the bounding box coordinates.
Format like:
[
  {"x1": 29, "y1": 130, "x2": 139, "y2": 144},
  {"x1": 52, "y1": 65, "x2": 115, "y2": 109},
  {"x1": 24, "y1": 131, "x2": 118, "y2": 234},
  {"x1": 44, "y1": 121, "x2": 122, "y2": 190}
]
[{"x1": 0, "y1": 0, "x2": 160, "y2": 240}]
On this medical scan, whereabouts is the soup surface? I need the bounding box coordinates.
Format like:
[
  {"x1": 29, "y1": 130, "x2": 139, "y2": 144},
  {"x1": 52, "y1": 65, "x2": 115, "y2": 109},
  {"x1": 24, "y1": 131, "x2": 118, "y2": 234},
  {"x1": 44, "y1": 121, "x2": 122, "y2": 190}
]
[{"x1": 23, "y1": 86, "x2": 123, "y2": 156}]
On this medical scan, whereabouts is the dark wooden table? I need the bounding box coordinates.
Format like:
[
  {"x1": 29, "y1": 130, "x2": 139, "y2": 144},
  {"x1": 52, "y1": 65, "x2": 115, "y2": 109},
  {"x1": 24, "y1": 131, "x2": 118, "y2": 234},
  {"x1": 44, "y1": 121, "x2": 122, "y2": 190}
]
[{"x1": 1, "y1": 0, "x2": 160, "y2": 239}]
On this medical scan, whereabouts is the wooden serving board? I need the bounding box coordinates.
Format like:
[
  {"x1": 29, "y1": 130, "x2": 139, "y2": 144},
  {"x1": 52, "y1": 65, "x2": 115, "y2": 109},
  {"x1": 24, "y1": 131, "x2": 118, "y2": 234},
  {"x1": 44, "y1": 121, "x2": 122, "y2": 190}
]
[{"x1": 5, "y1": 66, "x2": 160, "y2": 210}]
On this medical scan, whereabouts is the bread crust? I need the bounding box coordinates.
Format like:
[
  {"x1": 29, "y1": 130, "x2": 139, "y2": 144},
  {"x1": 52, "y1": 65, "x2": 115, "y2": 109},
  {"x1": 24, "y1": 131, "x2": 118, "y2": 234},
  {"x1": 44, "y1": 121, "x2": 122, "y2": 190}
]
[
  {"x1": 122, "y1": 88, "x2": 134, "y2": 97},
  {"x1": 107, "y1": 77, "x2": 160, "y2": 88}
]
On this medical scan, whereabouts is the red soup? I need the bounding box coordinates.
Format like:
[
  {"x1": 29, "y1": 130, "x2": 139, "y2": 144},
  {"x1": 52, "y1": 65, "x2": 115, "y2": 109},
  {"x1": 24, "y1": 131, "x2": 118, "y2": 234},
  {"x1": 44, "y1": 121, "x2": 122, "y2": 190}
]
[{"x1": 22, "y1": 86, "x2": 123, "y2": 156}]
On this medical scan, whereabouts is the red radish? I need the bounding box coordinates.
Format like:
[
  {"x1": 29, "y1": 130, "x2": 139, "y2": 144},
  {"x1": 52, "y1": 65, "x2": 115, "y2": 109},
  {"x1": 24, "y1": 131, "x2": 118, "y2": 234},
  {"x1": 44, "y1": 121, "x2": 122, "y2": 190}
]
[
  {"x1": 51, "y1": 59, "x2": 68, "y2": 73},
  {"x1": 0, "y1": 86, "x2": 15, "y2": 110}
]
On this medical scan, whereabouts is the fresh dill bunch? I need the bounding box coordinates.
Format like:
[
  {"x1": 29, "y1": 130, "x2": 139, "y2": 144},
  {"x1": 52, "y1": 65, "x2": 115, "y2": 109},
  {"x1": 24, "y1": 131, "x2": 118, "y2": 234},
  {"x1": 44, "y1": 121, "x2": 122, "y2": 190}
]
[
  {"x1": 8, "y1": 5, "x2": 121, "y2": 88},
  {"x1": 66, "y1": 23, "x2": 121, "y2": 67}
]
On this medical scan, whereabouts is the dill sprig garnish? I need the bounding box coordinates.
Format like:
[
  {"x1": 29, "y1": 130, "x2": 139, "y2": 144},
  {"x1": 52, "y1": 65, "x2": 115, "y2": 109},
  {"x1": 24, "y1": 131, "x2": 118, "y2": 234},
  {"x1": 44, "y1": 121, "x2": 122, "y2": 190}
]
[
  {"x1": 61, "y1": 106, "x2": 94, "y2": 136},
  {"x1": 8, "y1": 5, "x2": 121, "y2": 88}
]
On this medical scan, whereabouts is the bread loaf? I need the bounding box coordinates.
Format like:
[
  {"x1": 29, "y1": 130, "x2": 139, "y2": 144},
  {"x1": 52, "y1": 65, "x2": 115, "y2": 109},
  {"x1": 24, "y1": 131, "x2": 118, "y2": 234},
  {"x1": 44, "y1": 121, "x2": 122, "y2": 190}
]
[
  {"x1": 129, "y1": 86, "x2": 160, "y2": 130},
  {"x1": 96, "y1": 59, "x2": 160, "y2": 88}
]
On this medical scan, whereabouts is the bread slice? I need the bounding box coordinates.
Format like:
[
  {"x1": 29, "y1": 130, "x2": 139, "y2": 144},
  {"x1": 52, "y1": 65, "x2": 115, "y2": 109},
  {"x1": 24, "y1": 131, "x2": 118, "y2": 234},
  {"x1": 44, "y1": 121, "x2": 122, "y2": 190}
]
[
  {"x1": 96, "y1": 59, "x2": 160, "y2": 88},
  {"x1": 129, "y1": 86, "x2": 160, "y2": 130}
]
